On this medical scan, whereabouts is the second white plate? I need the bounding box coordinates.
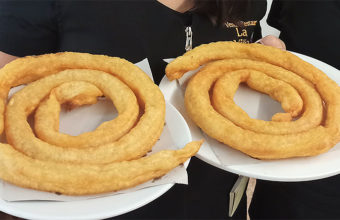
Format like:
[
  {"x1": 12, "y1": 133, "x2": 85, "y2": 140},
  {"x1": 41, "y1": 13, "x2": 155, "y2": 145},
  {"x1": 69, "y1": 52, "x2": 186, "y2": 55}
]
[{"x1": 160, "y1": 52, "x2": 340, "y2": 182}]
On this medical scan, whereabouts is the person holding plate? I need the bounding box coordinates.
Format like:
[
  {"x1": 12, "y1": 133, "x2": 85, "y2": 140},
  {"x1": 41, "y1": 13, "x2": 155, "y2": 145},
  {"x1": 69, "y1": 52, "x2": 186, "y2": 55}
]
[{"x1": 0, "y1": 0, "x2": 283, "y2": 219}]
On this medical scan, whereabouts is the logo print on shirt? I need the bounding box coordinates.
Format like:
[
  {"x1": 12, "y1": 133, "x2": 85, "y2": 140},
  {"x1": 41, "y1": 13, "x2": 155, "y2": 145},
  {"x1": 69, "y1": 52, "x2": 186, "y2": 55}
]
[{"x1": 225, "y1": 21, "x2": 258, "y2": 44}]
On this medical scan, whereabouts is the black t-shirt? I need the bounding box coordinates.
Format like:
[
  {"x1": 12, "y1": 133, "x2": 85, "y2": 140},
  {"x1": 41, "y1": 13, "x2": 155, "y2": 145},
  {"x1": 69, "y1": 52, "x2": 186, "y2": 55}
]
[
  {"x1": 267, "y1": 0, "x2": 340, "y2": 70},
  {"x1": 0, "y1": 1, "x2": 267, "y2": 219},
  {"x1": 0, "y1": 0, "x2": 266, "y2": 84}
]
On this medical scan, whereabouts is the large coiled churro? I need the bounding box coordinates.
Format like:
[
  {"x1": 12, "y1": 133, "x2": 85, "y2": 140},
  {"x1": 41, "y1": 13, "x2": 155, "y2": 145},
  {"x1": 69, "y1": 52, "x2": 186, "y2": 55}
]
[
  {"x1": 0, "y1": 52, "x2": 202, "y2": 195},
  {"x1": 34, "y1": 80, "x2": 139, "y2": 148},
  {"x1": 166, "y1": 42, "x2": 340, "y2": 159}
]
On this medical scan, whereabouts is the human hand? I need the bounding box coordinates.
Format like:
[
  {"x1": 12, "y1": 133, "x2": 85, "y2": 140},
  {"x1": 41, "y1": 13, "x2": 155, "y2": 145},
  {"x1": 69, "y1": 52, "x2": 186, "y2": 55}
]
[
  {"x1": 0, "y1": 51, "x2": 17, "y2": 69},
  {"x1": 257, "y1": 35, "x2": 286, "y2": 50}
]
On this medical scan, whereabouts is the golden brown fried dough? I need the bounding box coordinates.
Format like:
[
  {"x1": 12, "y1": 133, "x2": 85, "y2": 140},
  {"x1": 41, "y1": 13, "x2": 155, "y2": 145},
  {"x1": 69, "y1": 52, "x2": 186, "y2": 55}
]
[
  {"x1": 212, "y1": 69, "x2": 311, "y2": 134},
  {"x1": 5, "y1": 61, "x2": 163, "y2": 163},
  {"x1": 0, "y1": 52, "x2": 202, "y2": 195},
  {"x1": 166, "y1": 42, "x2": 340, "y2": 159},
  {"x1": 34, "y1": 79, "x2": 139, "y2": 148},
  {"x1": 0, "y1": 140, "x2": 202, "y2": 195}
]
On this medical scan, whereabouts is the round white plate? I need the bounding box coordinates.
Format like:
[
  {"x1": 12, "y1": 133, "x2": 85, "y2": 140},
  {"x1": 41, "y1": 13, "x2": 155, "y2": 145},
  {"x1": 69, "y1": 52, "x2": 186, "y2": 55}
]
[
  {"x1": 160, "y1": 52, "x2": 340, "y2": 182},
  {"x1": 0, "y1": 102, "x2": 192, "y2": 220}
]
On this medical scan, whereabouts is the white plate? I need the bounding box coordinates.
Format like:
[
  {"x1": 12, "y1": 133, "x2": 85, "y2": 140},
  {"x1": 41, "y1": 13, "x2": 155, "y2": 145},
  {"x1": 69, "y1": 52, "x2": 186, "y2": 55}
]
[
  {"x1": 159, "y1": 52, "x2": 340, "y2": 182},
  {"x1": 0, "y1": 102, "x2": 192, "y2": 220}
]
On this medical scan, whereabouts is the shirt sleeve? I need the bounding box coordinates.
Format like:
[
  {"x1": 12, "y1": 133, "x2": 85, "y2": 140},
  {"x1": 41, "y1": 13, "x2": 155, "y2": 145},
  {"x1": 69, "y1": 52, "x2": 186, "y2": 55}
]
[
  {"x1": 267, "y1": 0, "x2": 282, "y2": 31},
  {"x1": 0, "y1": 1, "x2": 58, "y2": 57}
]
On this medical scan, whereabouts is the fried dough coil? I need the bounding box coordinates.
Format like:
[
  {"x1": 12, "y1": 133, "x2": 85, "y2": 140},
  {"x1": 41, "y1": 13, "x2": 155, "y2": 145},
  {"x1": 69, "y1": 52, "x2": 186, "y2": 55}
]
[
  {"x1": 6, "y1": 69, "x2": 160, "y2": 163},
  {"x1": 212, "y1": 69, "x2": 315, "y2": 134},
  {"x1": 0, "y1": 52, "x2": 202, "y2": 195},
  {"x1": 0, "y1": 140, "x2": 202, "y2": 195},
  {"x1": 166, "y1": 42, "x2": 340, "y2": 159},
  {"x1": 34, "y1": 80, "x2": 139, "y2": 148}
]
